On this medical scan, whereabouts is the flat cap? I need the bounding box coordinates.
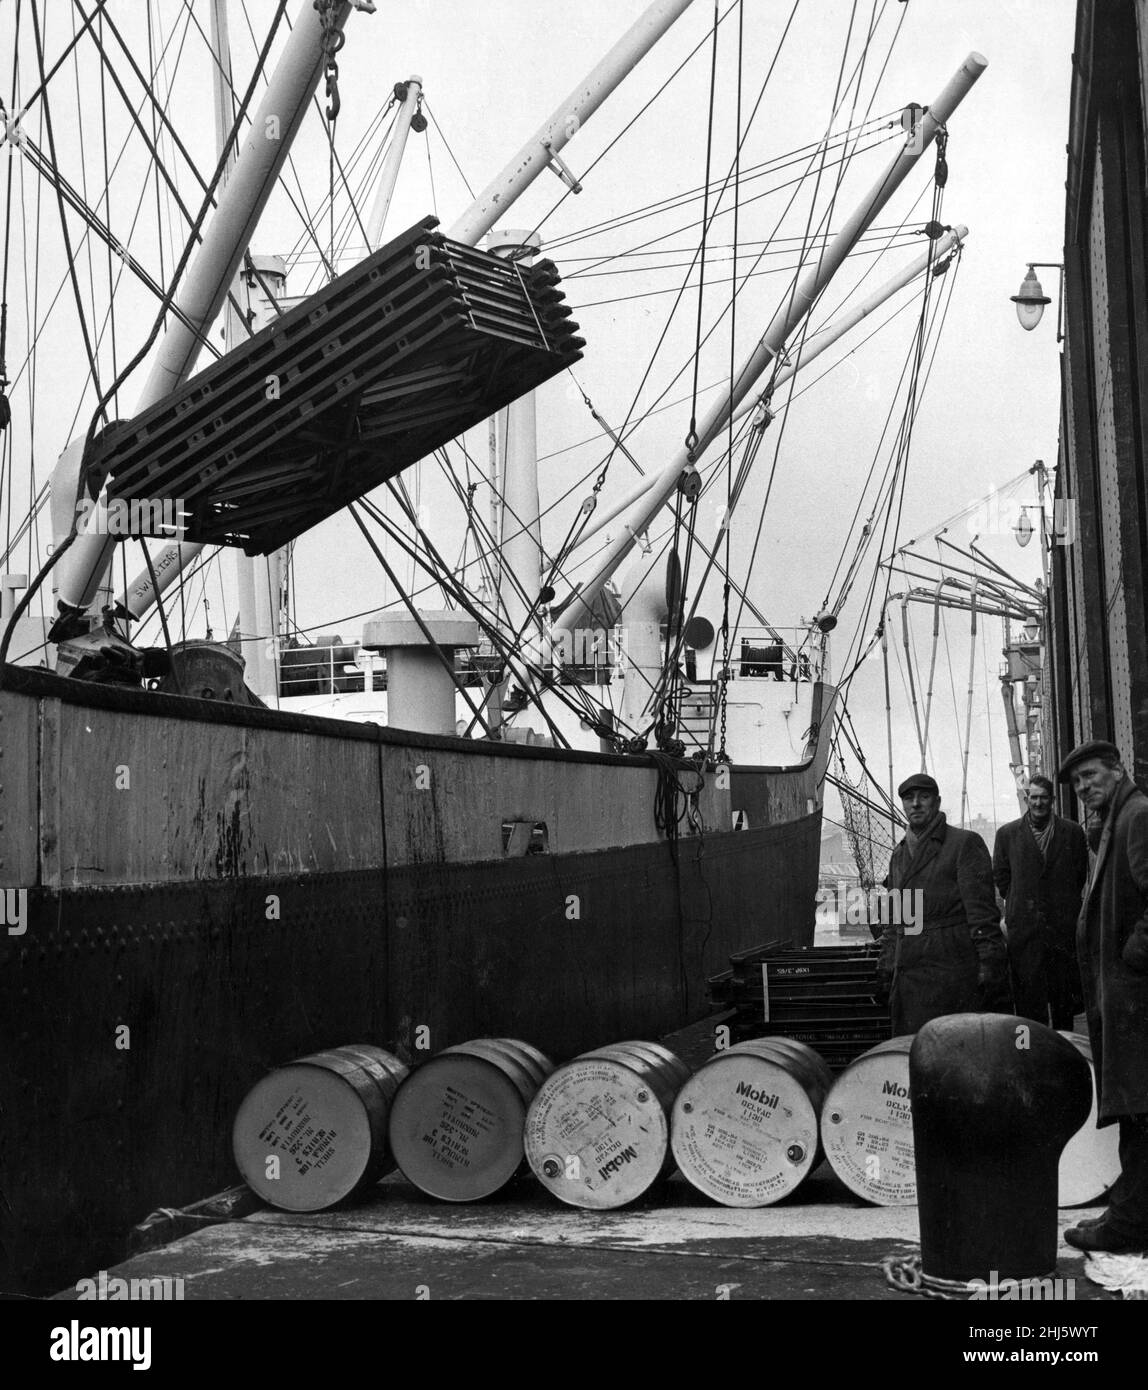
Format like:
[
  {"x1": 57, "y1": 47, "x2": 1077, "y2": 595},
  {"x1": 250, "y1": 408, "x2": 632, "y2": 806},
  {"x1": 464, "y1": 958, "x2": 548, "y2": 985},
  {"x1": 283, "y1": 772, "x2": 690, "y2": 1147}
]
[
  {"x1": 1057, "y1": 739, "x2": 1122, "y2": 783},
  {"x1": 897, "y1": 772, "x2": 939, "y2": 797}
]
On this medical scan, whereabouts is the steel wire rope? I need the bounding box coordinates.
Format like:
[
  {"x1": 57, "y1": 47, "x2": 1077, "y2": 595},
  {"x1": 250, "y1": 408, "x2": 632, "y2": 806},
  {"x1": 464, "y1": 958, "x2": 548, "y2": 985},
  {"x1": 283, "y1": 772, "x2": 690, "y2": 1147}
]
[
  {"x1": 543, "y1": 112, "x2": 898, "y2": 255},
  {"x1": 514, "y1": 0, "x2": 809, "y2": 552},
  {"x1": 31, "y1": 1, "x2": 107, "y2": 414},
  {"x1": 544, "y1": 11, "x2": 906, "y2": 284},
  {"x1": 824, "y1": 240, "x2": 964, "y2": 704},
  {"x1": 563, "y1": 140, "x2": 905, "y2": 303},
  {"x1": 827, "y1": 281, "x2": 949, "y2": 631},
  {"x1": 71, "y1": 0, "x2": 250, "y2": 349},
  {"x1": 420, "y1": 97, "x2": 474, "y2": 199},
  {"x1": 655, "y1": 0, "x2": 725, "y2": 753},
  {"x1": 577, "y1": 1, "x2": 900, "y2": 574},
  {"x1": 556, "y1": 222, "x2": 918, "y2": 264},
  {"x1": 828, "y1": 268, "x2": 961, "y2": 706},
  {"x1": 846, "y1": 149, "x2": 953, "y2": 657},
  {"x1": 565, "y1": 228, "x2": 924, "y2": 280},
  {"x1": 0, "y1": 0, "x2": 293, "y2": 679},
  {"x1": 720, "y1": 0, "x2": 879, "y2": 650},
  {"x1": 0, "y1": 0, "x2": 23, "y2": 557}
]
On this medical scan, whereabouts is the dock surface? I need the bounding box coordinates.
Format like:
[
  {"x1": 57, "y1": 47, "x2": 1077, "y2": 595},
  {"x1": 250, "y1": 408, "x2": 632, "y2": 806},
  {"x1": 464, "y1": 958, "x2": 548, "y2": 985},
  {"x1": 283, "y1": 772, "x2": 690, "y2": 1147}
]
[{"x1": 54, "y1": 1166, "x2": 1112, "y2": 1301}]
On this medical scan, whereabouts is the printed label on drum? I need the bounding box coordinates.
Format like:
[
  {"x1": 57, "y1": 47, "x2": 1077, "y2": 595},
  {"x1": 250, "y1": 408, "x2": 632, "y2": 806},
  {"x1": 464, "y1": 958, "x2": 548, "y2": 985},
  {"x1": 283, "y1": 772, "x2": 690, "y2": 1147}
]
[
  {"x1": 670, "y1": 1058, "x2": 822, "y2": 1207},
  {"x1": 257, "y1": 1089, "x2": 339, "y2": 1179},
  {"x1": 822, "y1": 1067, "x2": 916, "y2": 1205},
  {"x1": 419, "y1": 1084, "x2": 499, "y2": 1171},
  {"x1": 672, "y1": 1076, "x2": 815, "y2": 1205},
  {"x1": 525, "y1": 1062, "x2": 666, "y2": 1206}
]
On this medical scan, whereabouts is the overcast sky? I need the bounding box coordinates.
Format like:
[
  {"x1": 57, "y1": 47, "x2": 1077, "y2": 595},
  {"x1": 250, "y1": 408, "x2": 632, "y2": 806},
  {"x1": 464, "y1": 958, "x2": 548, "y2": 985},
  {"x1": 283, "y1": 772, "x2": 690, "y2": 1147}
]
[{"x1": 1, "y1": 0, "x2": 1076, "y2": 827}]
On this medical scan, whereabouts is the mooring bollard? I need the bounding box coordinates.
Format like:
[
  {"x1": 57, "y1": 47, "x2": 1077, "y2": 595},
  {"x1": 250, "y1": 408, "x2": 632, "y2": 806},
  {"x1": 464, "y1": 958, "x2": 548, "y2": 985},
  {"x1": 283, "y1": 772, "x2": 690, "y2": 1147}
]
[{"x1": 910, "y1": 1014, "x2": 1091, "y2": 1286}]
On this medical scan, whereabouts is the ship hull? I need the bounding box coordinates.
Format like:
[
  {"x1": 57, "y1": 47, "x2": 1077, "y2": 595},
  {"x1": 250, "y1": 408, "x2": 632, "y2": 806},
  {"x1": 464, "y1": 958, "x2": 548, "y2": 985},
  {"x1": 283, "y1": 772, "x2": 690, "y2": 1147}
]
[{"x1": 1, "y1": 664, "x2": 825, "y2": 1294}]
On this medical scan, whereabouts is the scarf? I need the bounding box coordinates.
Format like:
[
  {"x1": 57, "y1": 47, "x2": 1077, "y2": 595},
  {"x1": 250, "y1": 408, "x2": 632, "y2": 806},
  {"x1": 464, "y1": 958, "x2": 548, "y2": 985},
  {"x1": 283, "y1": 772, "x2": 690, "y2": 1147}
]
[
  {"x1": 1027, "y1": 813, "x2": 1054, "y2": 860},
  {"x1": 904, "y1": 810, "x2": 944, "y2": 858}
]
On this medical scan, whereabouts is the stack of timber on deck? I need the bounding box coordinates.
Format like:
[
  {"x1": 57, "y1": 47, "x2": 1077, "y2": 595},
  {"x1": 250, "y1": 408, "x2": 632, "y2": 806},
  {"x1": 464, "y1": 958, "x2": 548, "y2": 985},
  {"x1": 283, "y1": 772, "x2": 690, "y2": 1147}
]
[
  {"x1": 1052, "y1": 0, "x2": 1148, "y2": 790},
  {"x1": 707, "y1": 942, "x2": 890, "y2": 1070}
]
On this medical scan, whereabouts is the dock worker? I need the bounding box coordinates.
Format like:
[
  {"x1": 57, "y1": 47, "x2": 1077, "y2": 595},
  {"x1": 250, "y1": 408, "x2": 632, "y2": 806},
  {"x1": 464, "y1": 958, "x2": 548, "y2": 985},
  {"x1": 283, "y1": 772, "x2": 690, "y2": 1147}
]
[
  {"x1": 992, "y1": 774, "x2": 1089, "y2": 1029},
  {"x1": 876, "y1": 772, "x2": 1011, "y2": 1034},
  {"x1": 1058, "y1": 741, "x2": 1148, "y2": 1255}
]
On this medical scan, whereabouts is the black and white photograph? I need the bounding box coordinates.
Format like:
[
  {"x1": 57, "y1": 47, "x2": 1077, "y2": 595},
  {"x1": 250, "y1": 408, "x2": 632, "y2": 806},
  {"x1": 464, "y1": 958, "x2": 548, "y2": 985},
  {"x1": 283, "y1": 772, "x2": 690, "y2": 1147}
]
[{"x1": 0, "y1": 0, "x2": 1143, "y2": 1360}]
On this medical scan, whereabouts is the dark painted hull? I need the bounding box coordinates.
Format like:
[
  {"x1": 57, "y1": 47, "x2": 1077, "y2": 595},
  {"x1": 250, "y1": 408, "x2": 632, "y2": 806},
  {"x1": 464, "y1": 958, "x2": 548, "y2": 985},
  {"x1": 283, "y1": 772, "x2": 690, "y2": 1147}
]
[{"x1": 0, "y1": 664, "x2": 824, "y2": 1294}]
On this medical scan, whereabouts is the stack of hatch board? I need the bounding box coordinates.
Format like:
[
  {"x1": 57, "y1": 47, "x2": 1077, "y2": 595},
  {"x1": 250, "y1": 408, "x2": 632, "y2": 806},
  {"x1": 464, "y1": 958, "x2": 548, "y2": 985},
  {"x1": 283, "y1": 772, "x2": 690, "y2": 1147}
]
[
  {"x1": 706, "y1": 940, "x2": 891, "y2": 1071},
  {"x1": 91, "y1": 215, "x2": 584, "y2": 556}
]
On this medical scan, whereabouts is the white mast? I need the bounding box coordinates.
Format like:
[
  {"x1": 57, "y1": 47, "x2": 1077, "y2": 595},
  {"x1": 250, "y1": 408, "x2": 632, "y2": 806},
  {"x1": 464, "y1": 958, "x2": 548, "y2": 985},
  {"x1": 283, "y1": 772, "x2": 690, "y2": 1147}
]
[
  {"x1": 366, "y1": 76, "x2": 423, "y2": 247},
  {"x1": 553, "y1": 53, "x2": 988, "y2": 643},
  {"x1": 53, "y1": 0, "x2": 361, "y2": 621},
  {"x1": 446, "y1": 0, "x2": 697, "y2": 247},
  {"x1": 207, "y1": 0, "x2": 283, "y2": 704}
]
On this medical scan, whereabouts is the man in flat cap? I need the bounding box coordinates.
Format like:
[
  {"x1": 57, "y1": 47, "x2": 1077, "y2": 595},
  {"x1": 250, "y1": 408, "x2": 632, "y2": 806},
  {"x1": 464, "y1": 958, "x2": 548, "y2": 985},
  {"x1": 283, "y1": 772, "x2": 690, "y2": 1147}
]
[
  {"x1": 876, "y1": 772, "x2": 1011, "y2": 1033},
  {"x1": 1058, "y1": 741, "x2": 1148, "y2": 1254},
  {"x1": 992, "y1": 774, "x2": 1088, "y2": 1029}
]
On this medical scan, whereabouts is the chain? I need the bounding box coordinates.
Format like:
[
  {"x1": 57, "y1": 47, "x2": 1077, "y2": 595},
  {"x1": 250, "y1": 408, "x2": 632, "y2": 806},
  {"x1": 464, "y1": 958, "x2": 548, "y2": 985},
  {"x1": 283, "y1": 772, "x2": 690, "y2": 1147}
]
[
  {"x1": 882, "y1": 1255, "x2": 973, "y2": 1300},
  {"x1": 314, "y1": 0, "x2": 345, "y2": 122}
]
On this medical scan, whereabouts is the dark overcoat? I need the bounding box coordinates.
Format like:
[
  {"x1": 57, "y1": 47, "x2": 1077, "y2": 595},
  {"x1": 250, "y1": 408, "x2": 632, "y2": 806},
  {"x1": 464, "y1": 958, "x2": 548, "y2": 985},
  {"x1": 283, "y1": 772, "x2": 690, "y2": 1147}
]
[
  {"x1": 879, "y1": 814, "x2": 1006, "y2": 1034},
  {"x1": 1077, "y1": 778, "x2": 1148, "y2": 1122},
  {"x1": 992, "y1": 814, "x2": 1088, "y2": 1025}
]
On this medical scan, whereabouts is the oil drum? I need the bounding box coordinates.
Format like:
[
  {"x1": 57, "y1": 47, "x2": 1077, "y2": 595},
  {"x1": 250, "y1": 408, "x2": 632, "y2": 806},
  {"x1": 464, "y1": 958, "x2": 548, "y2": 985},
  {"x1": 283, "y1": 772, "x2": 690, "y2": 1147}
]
[
  {"x1": 232, "y1": 1044, "x2": 408, "y2": 1212},
  {"x1": 1057, "y1": 1031, "x2": 1121, "y2": 1207},
  {"x1": 820, "y1": 1036, "x2": 916, "y2": 1206},
  {"x1": 524, "y1": 1041, "x2": 690, "y2": 1208},
  {"x1": 670, "y1": 1037, "x2": 832, "y2": 1206},
  {"x1": 388, "y1": 1038, "x2": 554, "y2": 1200}
]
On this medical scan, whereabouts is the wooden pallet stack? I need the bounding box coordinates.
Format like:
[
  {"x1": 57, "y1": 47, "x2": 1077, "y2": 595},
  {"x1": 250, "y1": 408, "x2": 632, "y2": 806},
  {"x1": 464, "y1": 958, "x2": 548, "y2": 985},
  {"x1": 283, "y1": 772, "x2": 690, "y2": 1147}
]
[{"x1": 706, "y1": 941, "x2": 891, "y2": 1071}]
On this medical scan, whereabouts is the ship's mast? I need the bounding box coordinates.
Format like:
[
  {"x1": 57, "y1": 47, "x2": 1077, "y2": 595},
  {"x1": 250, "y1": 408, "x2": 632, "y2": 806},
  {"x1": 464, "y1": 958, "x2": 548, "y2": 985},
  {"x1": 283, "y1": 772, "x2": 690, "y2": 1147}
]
[
  {"x1": 445, "y1": 0, "x2": 697, "y2": 247},
  {"x1": 366, "y1": 76, "x2": 423, "y2": 247},
  {"x1": 208, "y1": 0, "x2": 285, "y2": 705},
  {"x1": 553, "y1": 54, "x2": 988, "y2": 645}
]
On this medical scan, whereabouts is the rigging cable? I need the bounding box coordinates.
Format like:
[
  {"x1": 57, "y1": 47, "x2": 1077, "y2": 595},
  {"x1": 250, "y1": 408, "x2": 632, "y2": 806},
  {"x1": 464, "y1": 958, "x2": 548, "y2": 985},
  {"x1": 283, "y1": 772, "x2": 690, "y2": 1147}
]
[
  {"x1": 718, "y1": 0, "x2": 745, "y2": 767},
  {"x1": 0, "y1": 0, "x2": 294, "y2": 681},
  {"x1": 0, "y1": 0, "x2": 21, "y2": 564},
  {"x1": 826, "y1": 232, "x2": 963, "y2": 703},
  {"x1": 30, "y1": 0, "x2": 107, "y2": 416}
]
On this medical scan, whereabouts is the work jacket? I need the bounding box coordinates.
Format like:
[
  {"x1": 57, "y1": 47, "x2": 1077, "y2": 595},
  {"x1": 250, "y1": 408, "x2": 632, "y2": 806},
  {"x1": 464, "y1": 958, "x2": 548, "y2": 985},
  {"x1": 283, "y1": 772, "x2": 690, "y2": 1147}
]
[
  {"x1": 1077, "y1": 778, "x2": 1148, "y2": 1121},
  {"x1": 879, "y1": 813, "x2": 1006, "y2": 1034},
  {"x1": 992, "y1": 813, "x2": 1088, "y2": 1025}
]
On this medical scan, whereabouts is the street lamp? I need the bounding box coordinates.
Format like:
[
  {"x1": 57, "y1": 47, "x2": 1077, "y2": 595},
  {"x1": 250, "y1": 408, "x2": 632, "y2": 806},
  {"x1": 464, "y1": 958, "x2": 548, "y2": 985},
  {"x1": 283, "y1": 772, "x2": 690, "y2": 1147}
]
[{"x1": 1011, "y1": 262, "x2": 1064, "y2": 341}]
